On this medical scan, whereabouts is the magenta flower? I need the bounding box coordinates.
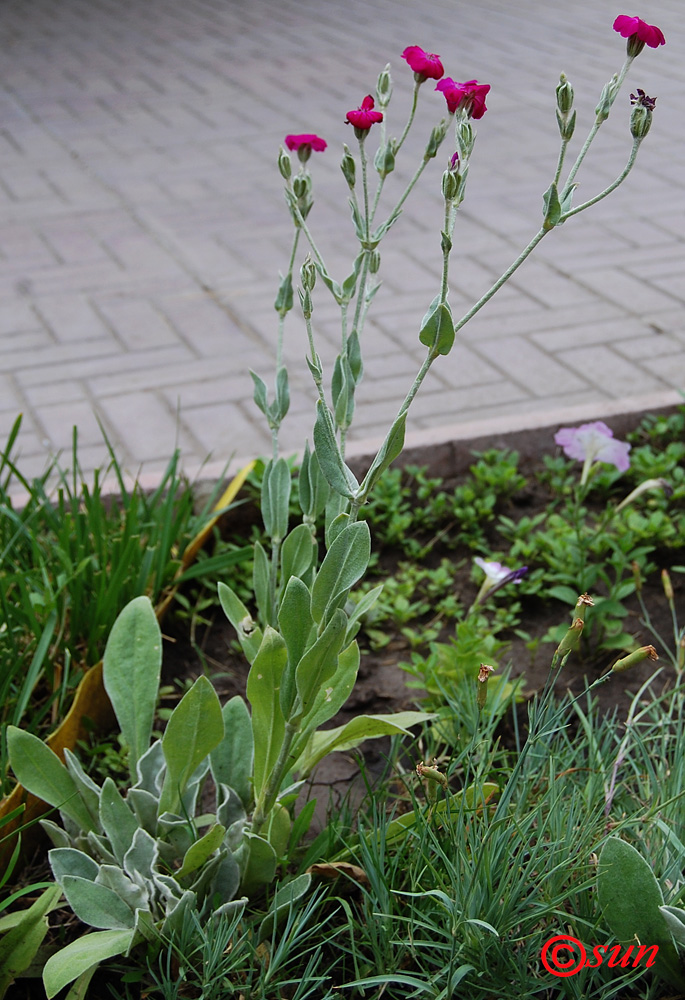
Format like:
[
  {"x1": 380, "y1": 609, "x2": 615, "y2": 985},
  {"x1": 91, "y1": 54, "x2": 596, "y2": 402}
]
[
  {"x1": 285, "y1": 134, "x2": 327, "y2": 153},
  {"x1": 284, "y1": 133, "x2": 327, "y2": 164},
  {"x1": 402, "y1": 45, "x2": 444, "y2": 81},
  {"x1": 435, "y1": 78, "x2": 490, "y2": 119},
  {"x1": 613, "y1": 15, "x2": 665, "y2": 50},
  {"x1": 554, "y1": 421, "x2": 631, "y2": 483},
  {"x1": 346, "y1": 95, "x2": 384, "y2": 131}
]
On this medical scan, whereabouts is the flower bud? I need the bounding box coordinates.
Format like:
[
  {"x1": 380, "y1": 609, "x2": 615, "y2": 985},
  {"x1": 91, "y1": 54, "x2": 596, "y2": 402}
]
[
  {"x1": 424, "y1": 119, "x2": 448, "y2": 160},
  {"x1": 556, "y1": 73, "x2": 574, "y2": 114},
  {"x1": 369, "y1": 249, "x2": 381, "y2": 274},
  {"x1": 477, "y1": 663, "x2": 495, "y2": 710},
  {"x1": 632, "y1": 560, "x2": 643, "y2": 594},
  {"x1": 416, "y1": 758, "x2": 448, "y2": 790},
  {"x1": 612, "y1": 645, "x2": 658, "y2": 673},
  {"x1": 595, "y1": 74, "x2": 619, "y2": 122},
  {"x1": 300, "y1": 255, "x2": 317, "y2": 292},
  {"x1": 556, "y1": 107, "x2": 576, "y2": 141},
  {"x1": 630, "y1": 102, "x2": 653, "y2": 139},
  {"x1": 457, "y1": 121, "x2": 474, "y2": 156},
  {"x1": 554, "y1": 618, "x2": 584, "y2": 664},
  {"x1": 376, "y1": 63, "x2": 393, "y2": 104},
  {"x1": 442, "y1": 168, "x2": 460, "y2": 201},
  {"x1": 662, "y1": 569, "x2": 674, "y2": 603},
  {"x1": 278, "y1": 147, "x2": 292, "y2": 180},
  {"x1": 374, "y1": 139, "x2": 396, "y2": 178},
  {"x1": 340, "y1": 144, "x2": 356, "y2": 188}
]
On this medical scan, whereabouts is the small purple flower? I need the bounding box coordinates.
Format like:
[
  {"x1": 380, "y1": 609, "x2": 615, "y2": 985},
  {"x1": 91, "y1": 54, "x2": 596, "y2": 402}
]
[
  {"x1": 554, "y1": 421, "x2": 631, "y2": 481},
  {"x1": 473, "y1": 557, "x2": 527, "y2": 608}
]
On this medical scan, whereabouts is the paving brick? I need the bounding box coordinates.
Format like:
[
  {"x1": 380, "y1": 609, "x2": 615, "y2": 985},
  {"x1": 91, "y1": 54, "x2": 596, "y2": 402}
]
[{"x1": 1, "y1": 0, "x2": 683, "y2": 488}]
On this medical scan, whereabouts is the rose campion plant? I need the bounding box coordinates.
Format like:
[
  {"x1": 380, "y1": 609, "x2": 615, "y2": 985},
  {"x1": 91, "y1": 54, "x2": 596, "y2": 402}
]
[
  {"x1": 6, "y1": 18, "x2": 667, "y2": 997},
  {"x1": 613, "y1": 14, "x2": 666, "y2": 50}
]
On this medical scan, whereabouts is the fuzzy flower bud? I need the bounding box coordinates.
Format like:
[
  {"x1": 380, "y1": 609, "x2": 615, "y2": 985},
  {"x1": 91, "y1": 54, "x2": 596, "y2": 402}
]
[
  {"x1": 457, "y1": 121, "x2": 475, "y2": 156},
  {"x1": 278, "y1": 148, "x2": 292, "y2": 181},
  {"x1": 556, "y1": 73, "x2": 574, "y2": 114},
  {"x1": 374, "y1": 139, "x2": 396, "y2": 178},
  {"x1": 376, "y1": 63, "x2": 393, "y2": 105},
  {"x1": 340, "y1": 144, "x2": 356, "y2": 189},
  {"x1": 442, "y1": 168, "x2": 460, "y2": 202},
  {"x1": 300, "y1": 255, "x2": 317, "y2": 292},
  {"x1": 612, "y1": 645, "x2": 658, "y2": 673},
  {"x1": 477, "y1": 663, "x2": 495, "y2": 710},
  {"x1": 369, "y1": 249, "x2": 381, "y2": 274},
  {"x1": 632, "y1": 560, "x2": 643, "y2": 594},
  {"x1": 424, "y1": 119, "x2": 449, "y2": 160},
  {"x1": 416, "y1": 758, "x2": 449, "y2": 791},
  {"x1": 630, "y1": 89, "x2": 656, "y2": 139},
  {"x1": 662, "y1": 569, "x2": 674, "y2": 603},
  {"x1": 595, "y1": 74, "x2": 619, "y2": 122}
]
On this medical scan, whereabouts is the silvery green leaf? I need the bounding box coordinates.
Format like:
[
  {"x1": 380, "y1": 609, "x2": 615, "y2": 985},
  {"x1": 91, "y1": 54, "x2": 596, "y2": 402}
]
[
  {"x1": 43, "y1": 929, "x2": 136, "y2": 999},
  {"x1": 258, "y1": 873, "x2": 312, "y2": 943},
  {"x1": 295, "y1": 711, "x2": 431, "y2": 776},
  {"x1": 349, "y1": 199, "x2": 365, "y2": 241},
  {"x1": 213, "y1": 897, "x2": 248, "y2": 919},
  {"x1": 126, "y1": 789, "x2": 158, "y2": 836},
  {"x1": 660, "y1": 905, "x2": 685, "y2": 945},
  {"x1": 210, "y1": 697, "x2": 254, "y2": 810},
  {"x1": 132, "y1": 908, "x2": 156, "y2": 944},
  {"x1": 133, "y1": 740, "x2": 165, "y2": 795},
  {"x1": 542, "y1": 181, "x2": 562, "y2": 230},
  {"x1": 281, "y1": 523, "x2": 315, "y2": 586},
  {"x1": 86, "y1": 832, "x2": 117, "y2": 866},
  {"x1": 297, "y1": 640, "x2": 360, "y2": 734},
  {"x1": 61, "y1": 876, "x2": 136, "y2": 930},
  {"x1": 311, "y1": 521, "x2": 371, "y2": 625},
  {"x1": 181, "y1": 759, "x2": 210, "y2": 818},
  {"x1": 218, "y1": 583, "x2": 263, "y2": 664},
  {"x1": 160, "y1": 890, "x2": 197, "y2": 938},
  {"x1": 39, "y1": 820, "x2": 71, "y2": 850},
  {"x1": 247, "y1": 628, "x2": 287, "y2": 798},
  {"x1": 152, "y1": 872, "x2": 184, "y2": 905},
  {"x1": 205, "y1": 853, "x2": 241, "y2": 906},
  {"x1": 325, "y1": 512, "x2": 349, "y2": 549},
  {"x1": 313, "y1": 401, "x2": 358, "y2": 500},
  {"x1": 6, "y1": 727, "x2": 96, "y2": 835},
  {"x1": 275, "y1": 365, "x2": 290, "y2": 421},
  {"x1": 295, "y1": 610, "x2": 347, "y2": 720},
  {"x1": 250, "y1": 371, "x2": 269, "y2": 416},
  {"x1": 95, "y1": 866, "x2": 149, "y2": 912},
  {"x1": 262, "y1": 457, "x2": 291, "y2": 542},
  {"x1": 274, "y1": 272, "x2": 293, "y2": 314},
  {"x1": 347, "y1": 329, "x2": 363, "y2": 382},
  {"x1": 99, "y1": 778, "x2": 139, "y2": 867},
  {"x1": 253, "y1": 540, "x2": 270, "y2": 624},
  {"x1": 226, "y1": 816, "x2": 249, "y2": 852},
  {"x1": 216, "y1": 784, "x2": 246, "y2": 830},
  {"x1": 102, "y1": 596, "x2": 162, "y2": 782},
  {"x1": 62, "y1": 750, "x2": 101, "y2": 830},
  {"x1": 157, "y1": 814, "x2": 194, "y2": 858},
  {"x1": 278, "y1": 575, "x2": 314, "y2": 719},
  {"x1": 359, "y1": 412, "x2": 407, "y2": 498},
  {"x1": 49, "y1": 848, "x2": 98, "y2": 883},
  {"x1": 177, "y1": 824, "x2": 226, "y2": 879},
  {"x1": 159, "y1": 675, "x2": 224, "y2": 816},
  {"x1": 418, "y1": 302, "x2": 454, "y2": 355},
  {"x1": 123, "y1": 828, "x2": 158, "y2": 883},
  {"x1": 240, "y1": 833, "x2": 278, "y2": 897}
]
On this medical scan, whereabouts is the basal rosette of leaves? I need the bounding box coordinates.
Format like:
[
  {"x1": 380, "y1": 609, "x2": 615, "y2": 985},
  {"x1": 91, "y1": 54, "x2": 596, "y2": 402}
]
[{"x1": 7, "y1": 594, "x2": 426, "y2": 997}]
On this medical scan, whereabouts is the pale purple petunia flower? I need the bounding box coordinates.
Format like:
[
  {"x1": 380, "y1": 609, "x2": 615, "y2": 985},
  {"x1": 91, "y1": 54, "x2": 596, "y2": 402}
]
[
  {"x1": 554, "y1": 421, "x2": 631, "y2": 473},
  {"x1": 473, "y1": 558, "x2": 527, "y2": 608}
]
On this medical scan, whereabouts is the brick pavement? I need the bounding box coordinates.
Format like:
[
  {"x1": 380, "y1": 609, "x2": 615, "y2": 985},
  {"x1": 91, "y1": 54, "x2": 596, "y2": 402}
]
[{"x1": 0, "y1": 0, "x2": 683, "y2": 492}]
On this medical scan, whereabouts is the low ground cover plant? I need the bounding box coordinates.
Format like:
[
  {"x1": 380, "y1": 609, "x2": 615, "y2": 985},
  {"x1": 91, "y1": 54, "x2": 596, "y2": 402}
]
[{"x1": 2, "y1": 13, "x2": 682, "y2": 999}]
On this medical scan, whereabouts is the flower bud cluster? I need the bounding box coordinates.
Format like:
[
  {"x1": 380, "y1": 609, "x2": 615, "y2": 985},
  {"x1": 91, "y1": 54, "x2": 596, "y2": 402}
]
[{"x1": 424, "y1": 119, "x2": 449, "y2": 160}]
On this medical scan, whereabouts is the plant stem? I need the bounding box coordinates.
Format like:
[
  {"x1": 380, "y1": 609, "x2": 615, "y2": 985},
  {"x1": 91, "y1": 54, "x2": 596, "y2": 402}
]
[
  {"x1": 561, "y1": 139, "x2": 640, "y2": 221},
  {"x1": 396, "y1": 79, "x2": 421, "y2": 155},
  {"x1": 251, "y1": 720, "x2": 299, "y2": 835}
]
